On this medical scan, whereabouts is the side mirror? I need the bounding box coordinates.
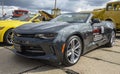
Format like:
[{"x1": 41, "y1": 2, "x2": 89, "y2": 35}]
[{"x1": 92, "y1": 18, "x2": 100, "y2": 23}]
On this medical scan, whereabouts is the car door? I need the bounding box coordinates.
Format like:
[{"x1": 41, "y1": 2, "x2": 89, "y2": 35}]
[
  {"x1": 84, "y1": 18, "x2": 106, "y2": 52},
  {"x1": 92, "y1": 22, "x2": 106, "y2": 46},
  {"x1": 80, "y1": 23, "x2": 95, "y2": 53}
]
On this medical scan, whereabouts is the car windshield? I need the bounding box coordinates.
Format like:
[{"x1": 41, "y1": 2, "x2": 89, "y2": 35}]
[
  {"x1": 12, "y1": 14, "x2": 35, "y2": 21},
  {"x1": 51, "y1": 13, "x2": 90, "y2": 23}
]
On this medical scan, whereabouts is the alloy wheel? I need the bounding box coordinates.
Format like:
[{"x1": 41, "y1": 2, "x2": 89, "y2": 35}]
[
  {"x1": 6, "y1": 31, "x2": 13, "y2": 44},
  {"x1": 66, "y1": 38, "x2": 82, "y2": 64},
  {"x1": 110, "y1": 31, "x2": 116, "y2": 46}
]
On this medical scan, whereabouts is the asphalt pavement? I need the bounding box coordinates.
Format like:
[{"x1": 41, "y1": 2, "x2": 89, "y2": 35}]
[{"x1": 0, "y1": 33, "x2": 120, "y2": 74}]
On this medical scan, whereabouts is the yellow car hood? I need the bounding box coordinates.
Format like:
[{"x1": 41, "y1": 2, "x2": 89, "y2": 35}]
[{"x1": 0, "y1": 20, "x2": 31, "y2": 28}]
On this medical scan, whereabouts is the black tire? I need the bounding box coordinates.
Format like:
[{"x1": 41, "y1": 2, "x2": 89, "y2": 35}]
[
  {"x1": 63, "y1": 36, "x2": 82, "y2": 66},
  {"x1": 4, "y1": 29, "x2": 13, "y2": 45},
  {"x1": 105, "y1": 31, "x2": 116, "y2": 47}
]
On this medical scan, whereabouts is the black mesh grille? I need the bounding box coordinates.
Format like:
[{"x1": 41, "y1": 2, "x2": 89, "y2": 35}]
[{"x1": 19, "y1": 46, "x2": 46, "y2": 56}]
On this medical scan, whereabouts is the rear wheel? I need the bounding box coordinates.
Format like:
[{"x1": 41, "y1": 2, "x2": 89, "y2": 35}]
[
  {"x1": 4, "y1": 29, "x2": 13, "y2": 45},
  {"x1": 105, "y1": 31, "x2": 116, "y2": 47},
  {"x1": 63, "y1": 36, "x2": 82, "y2": 66}
]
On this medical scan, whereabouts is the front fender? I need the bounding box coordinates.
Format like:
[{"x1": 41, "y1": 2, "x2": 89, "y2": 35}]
[
  {"x1": 0, "y1": 27, "x2": 14, "y2": 42},
  {"x1": 60, "y1": 24, "x2": 85, "y2": 43}
]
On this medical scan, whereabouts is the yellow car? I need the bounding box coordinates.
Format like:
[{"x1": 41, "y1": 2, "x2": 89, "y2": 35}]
[{"x1": 0, "y1": 13, "x2": 42, "y2": 44}]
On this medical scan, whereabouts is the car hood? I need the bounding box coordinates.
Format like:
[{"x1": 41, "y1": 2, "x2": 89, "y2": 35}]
[
  {"x1": 14, "y1": 22, "x2": 69, "y2": 34},
  {"x1": 0, "y1": 20, "x2": 30, "y2": 27}
]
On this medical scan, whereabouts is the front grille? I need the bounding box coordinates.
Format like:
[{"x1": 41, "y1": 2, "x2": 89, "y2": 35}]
[
  {"x1": 19, "y1": 51, "x2": 45, "y2": 56},
  {"x1": 19, "y1": 46, "x2": 46, "y2": 56}
]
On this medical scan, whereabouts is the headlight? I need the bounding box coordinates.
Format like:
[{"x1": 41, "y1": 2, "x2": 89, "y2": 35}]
[
  {"x1": 0, "y1": 26, "x2": 5, "y2": 30},
  {"x1": 35, "y1": 33, "x2": 57, "y2": 39},
  {"x1": 15, "y1": 33, "x2": 22, "y2": 37}
]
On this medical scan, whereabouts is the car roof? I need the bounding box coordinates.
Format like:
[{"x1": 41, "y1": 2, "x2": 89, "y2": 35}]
[{"x1": 107, "y1": 1, "x2": 120, "y2": 4}]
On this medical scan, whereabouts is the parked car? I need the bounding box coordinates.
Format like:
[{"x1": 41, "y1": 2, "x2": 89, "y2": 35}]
[
  {"x1": 0, "y1": 15, "x2": 12, "y2": 20},
  {"x1": 0, "y1": 13, "x2": 42, "y2": 45},
  {"x1": 92, "y1": 1, "x2": 120, "y2": 31},
  {"x1": 13, "y1": 12, "x2": 116, "y2": 66}
]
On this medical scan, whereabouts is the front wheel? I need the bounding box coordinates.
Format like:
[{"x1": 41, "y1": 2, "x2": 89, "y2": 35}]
[
  {"x1": 105, "y1": 31, "x2": 116, "y2": 47},
  {"x1": 4, "y1": 29, "x2": 13, "y2": 45},
  {"x1": 63, "y1": 36, "x2": 82, "y2": 66}
]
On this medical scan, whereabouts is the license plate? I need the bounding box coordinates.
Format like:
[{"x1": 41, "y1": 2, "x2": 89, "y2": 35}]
[{"x1": 14, "y1": 44, "x2": 21, "y2": 52}]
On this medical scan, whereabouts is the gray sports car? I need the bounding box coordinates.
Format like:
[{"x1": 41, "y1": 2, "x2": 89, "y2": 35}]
[{"x1": 13, "y1": 12, "x2": 116, "y2": 66}]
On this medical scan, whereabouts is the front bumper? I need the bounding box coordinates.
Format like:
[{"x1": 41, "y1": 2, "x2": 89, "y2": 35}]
[
  {"x1": 13, "y1": 36, "x2": 64, "y2": 63},
  {"x1": 0, "y1": 29, "x2": 5, "y2": 42}
]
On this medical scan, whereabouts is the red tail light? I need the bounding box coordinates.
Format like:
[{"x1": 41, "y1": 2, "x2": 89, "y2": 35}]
[{"x1": 93, "y1": 29, "x2": 100, "y2": 33}]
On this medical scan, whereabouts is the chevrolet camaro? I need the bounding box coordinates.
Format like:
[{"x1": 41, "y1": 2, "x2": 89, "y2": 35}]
[
  {"x1": 13, "y1": 12, "x2": 116, "y2": 66},
  {"x1": 0, "y1": 13, "x2": 42, "y2": 44}
]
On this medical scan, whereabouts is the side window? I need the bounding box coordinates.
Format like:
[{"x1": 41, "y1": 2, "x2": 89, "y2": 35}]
[
  {"x1": 115, "y1": 4, "x2": 120, "y2": 10},
  {"x1": 107, "y1": 3, "x2": 120, "y2": 11},
  {"x1": 106, "y1": 4, "x2": 113, "y2": 11}
]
